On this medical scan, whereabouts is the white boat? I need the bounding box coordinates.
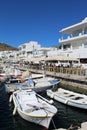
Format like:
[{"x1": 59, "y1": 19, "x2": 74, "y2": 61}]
[
  {"x1": 11, "y1": 73, "x2": 44, "y2": 82},
  {"x1": 47, "y1": 88, "x2": 87, "y2": 109},
  {"x1": 0, "y1": 68, "x2": 22, "y2": 82},
  {"x1": 0, "y1": 73, "x2": 11, "y2": 82},
  {"x1": 10, "y1": 89, "x2": 57, "y2": 129},
  {"x1": 8, "y1": 77, "x2": 61, "y2": 93},
  {"x1": 9, "y1": 73, "x2": 55, "y2": 83}
]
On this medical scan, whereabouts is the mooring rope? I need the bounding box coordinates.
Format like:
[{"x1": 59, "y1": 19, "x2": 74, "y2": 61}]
[{"x1": 51, "y1": 118, "x2": 57, "y2": 129}]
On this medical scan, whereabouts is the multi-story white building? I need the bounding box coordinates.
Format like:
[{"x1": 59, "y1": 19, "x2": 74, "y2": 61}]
[
  {"x1": 18, "y1": 41, "x2": 50, "y2": 59},
  {"x1": 48, "y1": 17, "x2": 87, "y2": 65},
  {"x1": 59, "y1": 17, "x2": 87, "y2": 64}
]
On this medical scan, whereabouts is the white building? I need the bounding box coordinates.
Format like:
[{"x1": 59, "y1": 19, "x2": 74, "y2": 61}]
[
  {"x1": 48, "y1": 18, "x2": 87, "y2": 66},
  {"x1": 18, "y1": 41, "x2": 41, "y2": 59},
  {"x1": 0, "y1": 50, "x2": 18, "y2": 62},
  {"x1": 18, "y1": 41, "x2": 50, "y2": 59},
  {"x1": 59, "y1": 17, "x2": 87, "y2": 64}
]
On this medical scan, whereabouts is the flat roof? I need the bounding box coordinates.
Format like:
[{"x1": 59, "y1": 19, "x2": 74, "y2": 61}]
[{"x1": 60, "y1": 18, "x2": 87, "y2": 34}]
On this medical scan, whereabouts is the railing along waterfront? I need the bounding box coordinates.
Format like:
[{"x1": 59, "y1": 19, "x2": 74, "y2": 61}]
[{"x1": 22, "y1": 64, "x2": 87, "y2": 79}]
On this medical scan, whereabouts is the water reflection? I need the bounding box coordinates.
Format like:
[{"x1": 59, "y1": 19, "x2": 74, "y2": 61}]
[
  {"x1": 50, "y1": 100, "x2": 87, "y2": 129},
  {"x1": 0, "y1": 85, "x2": 15, "y2": 130},
  {"x1": 13, "y1": 115, "x2": 44, "y2": 130}
]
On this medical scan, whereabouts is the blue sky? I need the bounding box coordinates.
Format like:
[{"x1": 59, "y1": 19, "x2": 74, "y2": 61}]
[{"x1": 0, "y1": 0, "x2": 87, "y2": 48}]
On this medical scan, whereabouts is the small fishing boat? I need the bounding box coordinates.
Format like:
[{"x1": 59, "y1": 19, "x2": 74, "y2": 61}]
[
  {"x1": 7, "y1": 77, "x2": 61, "y2": 93},
  {"x1": 0, "y1": 68, "x2": 22, "y2": 82},
  {"x1": 10, "y1": 89, "x2": 57, "y2": 129},
  {"x1": 9, "y1": 73, "x2": 44, "y2": 83},
  {"x1": 0, "y1": 73, "x2": 11, "y2": 82},
  {"x1": 47, "y1": 88, "x2": 87, "y2": 109}
]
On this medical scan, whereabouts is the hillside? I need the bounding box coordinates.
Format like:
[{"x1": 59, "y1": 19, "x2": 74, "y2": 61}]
[{"x1": 0, "y1": 43, "x2": 18, "y2": 51}]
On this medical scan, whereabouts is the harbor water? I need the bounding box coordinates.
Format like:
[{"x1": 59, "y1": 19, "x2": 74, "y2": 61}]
[{"x1": 0, "y1": 85, "x2": 87, "y2": 130}]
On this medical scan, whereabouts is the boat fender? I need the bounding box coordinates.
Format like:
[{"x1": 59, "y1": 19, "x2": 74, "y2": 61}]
[
  {"x1": 9, "y1": 94, "x2": 13, "y2": 102},
  {"x1": 49, "y1": 99, "x2": 54, "y2": 104},
  {"x1": 50, "y1": 93, "x2": 54, "y2": 98},
  {"x1": 13, "y1": 106, "x2": 17, "y2": 115}
]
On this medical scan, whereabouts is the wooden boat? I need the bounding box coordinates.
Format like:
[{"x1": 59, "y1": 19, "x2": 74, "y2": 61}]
[
  {"x1": 47, "y1": 88, "x2": 87, "y2": 109},
  {"x1": 7, "y1": 77, "x2": 61, "y2": 93},
  {"x1": 10, "y1": 89, "x2": 57, "y2": 129}
]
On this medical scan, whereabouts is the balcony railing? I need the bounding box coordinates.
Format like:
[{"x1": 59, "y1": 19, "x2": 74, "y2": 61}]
[{"x1": 59, "y1": 34, "x2": 87, "y2": 43}]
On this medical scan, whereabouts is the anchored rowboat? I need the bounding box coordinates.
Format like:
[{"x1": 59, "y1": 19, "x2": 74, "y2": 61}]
[
  {"x1": 8, "y1": 77, "x2": 60, "y2": 93},
  {"x1": 47, "y1": 88, "x2": 87, "y2": 109},
  {"x1": 10, "y1": 89, "x2": 57, "y2": 129}
]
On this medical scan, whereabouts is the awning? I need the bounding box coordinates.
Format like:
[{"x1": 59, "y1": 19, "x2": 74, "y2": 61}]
[
  {"x1": 45, "y1": 56, "x2": 79, "y2": 62},
  {"x1": 23, "y1": 57, "x2": 45, "y2": 62},
  {"x1": 22, "y1": 56, "x2": 79, "y2": 62}
]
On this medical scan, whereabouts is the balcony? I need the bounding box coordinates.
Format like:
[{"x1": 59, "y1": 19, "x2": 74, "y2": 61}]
[{"x1": 59, "y1": 34, "x2": 87, "y2": 43}]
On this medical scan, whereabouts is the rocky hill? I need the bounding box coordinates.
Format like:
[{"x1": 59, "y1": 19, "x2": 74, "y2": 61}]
[{"x1": 0, "y1": 43, "x2": 18, "y2": 51}]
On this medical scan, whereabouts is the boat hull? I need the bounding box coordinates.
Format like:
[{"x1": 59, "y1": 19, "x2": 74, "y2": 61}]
[
  {"x1": 12, "y1": 90, "x2": 57, "y2": 129},
  {"x1": 47, "y1": 88, "x2": 87, "y2": 109},
  {"x1": 54, "y1": 94, "x2": 87, "y2": 109},
  {"x1": 17, "y1": 109, "x2": 51, "y2": 129},
  {"x1": 8, "y1": 79, "x2": 60, "y2": 93}
]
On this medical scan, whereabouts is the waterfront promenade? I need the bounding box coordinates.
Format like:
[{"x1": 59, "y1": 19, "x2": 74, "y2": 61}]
[
  {"x1": 29, "y1": 68, "x2": 87, "y2": 83},
  {"x1": 19, "y1": 66, "x2": 87, "y2": 94},
  {"x1": 28, "y1": 68, "x2": 87, "y2": 84}
]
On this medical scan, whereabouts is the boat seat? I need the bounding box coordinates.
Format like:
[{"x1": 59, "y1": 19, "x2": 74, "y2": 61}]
[
  {"x1": 35, "y1": 81, "x2": 51, "y2": 87},
  {"x1": 25, "y1": 108, "x2": 35, "y2": 113},
  {"x1": 58, "y1": 88, "x2": 72, "y2": 95},
  {"x1": 69, "y1": 95, "x2": 83, "y2": 100},
  {"x1": 58, "y1": 90, "x2": 73, "y2": 97}
]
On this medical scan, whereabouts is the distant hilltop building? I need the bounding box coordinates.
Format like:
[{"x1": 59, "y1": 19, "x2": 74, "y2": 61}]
[
  {"x1": 0, "y1": 43, "x2": 18, "y2": 62},
  {"x1": 0, "y1": 41, "x2": 50, "y2": 62}
]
